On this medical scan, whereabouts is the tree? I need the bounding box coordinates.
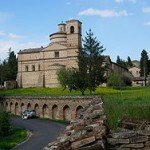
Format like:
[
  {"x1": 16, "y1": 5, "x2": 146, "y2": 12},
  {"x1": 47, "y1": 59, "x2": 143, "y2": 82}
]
[
  {"x1": 116, "y1": 56, "x2": 127, "y2": 68},
  {"x1": 127, "y1": 56, "x2": 133, "y2": 67},
  {"x1": 82, "y1": 29, "x2": 105, "y2": 94},
  {"x1": 107, "y1": 73, "x2": 123, "y2": 88},
  {"x1": 140, "y1": 49, "x2": 149, "y2": 85},
  {"x1": 57, "y1": 30, "x2": 106, "y2": 95},
  {"x1": 0, "y1": 49, "x2": 18, "y2": 85}
]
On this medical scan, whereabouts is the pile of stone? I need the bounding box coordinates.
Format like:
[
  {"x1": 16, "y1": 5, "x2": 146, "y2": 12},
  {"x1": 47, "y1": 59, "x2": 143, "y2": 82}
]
[
  {"x1": 44, "y1": 97, "x2": 107, "y2": 150},
  {"x1": 107, "y1": 120, "x2": 150, "y2": 149}
]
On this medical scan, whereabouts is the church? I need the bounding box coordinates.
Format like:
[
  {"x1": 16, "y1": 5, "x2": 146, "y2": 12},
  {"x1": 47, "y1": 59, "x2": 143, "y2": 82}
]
[{"x1": 17, "y1": 19, "x2": 82, "y2": 88}]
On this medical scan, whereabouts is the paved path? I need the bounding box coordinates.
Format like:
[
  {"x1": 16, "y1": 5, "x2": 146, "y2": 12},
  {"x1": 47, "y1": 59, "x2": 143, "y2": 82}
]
[{"x1": 11, "y1": 116, "x2": 65, "y2": 150}]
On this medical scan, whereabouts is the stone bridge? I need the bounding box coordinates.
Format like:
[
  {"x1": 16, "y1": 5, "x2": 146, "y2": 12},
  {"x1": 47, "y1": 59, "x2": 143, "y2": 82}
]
[{"x1": 0, "y1": 96, "x2": 93, "y2": 120}]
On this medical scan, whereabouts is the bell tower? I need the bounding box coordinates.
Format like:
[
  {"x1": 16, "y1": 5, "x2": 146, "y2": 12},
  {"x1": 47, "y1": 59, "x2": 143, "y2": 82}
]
[{"x1": 66, "y1": 20, "x2": 82, "y2": 48}]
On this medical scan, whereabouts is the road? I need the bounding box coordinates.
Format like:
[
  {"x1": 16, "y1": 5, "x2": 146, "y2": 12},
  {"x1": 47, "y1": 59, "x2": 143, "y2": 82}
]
[{"x1": 11, "y1": 116, "x2": 65, "y2": 150}]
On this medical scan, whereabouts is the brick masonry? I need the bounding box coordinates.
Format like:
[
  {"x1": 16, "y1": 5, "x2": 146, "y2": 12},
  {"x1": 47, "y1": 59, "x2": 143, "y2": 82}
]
[{"x1": 0, "y1": 96, "x2": 92, "y2": 121}]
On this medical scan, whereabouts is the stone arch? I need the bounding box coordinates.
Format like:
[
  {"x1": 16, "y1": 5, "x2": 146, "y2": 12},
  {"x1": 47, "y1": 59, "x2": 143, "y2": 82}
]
[
  {"x1": 42, "y1": 104, "x2": 49, "y2": 118},
  {"x1": 27, "y1": 103, "x2": 31, "y2": 109},
  {"x1": 15, "y1": 102, "x2": 19, "y2": 115},
  {"x1": 21, "y1": 103, "x2": 25, "y2": 113},
  {"x1": 70, "y1": 26, "x2": 74, "y2": 34},
  {"x1": 5, "y1": 102, "x2": 8, "y2": 111},
  {"x1": 10, "y1": 102, "x2": 13, "y2": 112},
  {"x1": 52, "y1": 104, "x2": 58, "y2": 119},
  {"x1": 63, "y1": 105, "x2": 71, "y2": 121},
  {"x1": 76, "y1": 106, "x2": 83, "y2": 118},
  {"x1": 34, "y1": 103, "x2": 39, "y2": 116}
]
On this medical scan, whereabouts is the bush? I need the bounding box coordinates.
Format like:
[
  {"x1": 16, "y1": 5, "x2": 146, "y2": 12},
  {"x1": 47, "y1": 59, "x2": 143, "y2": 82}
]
[
  {"x1": 107, "y1": 73, "x2": 124, "y2": 88},
  {"x1": 0, "y1": 108, "x2": 11, "y2": 137}
]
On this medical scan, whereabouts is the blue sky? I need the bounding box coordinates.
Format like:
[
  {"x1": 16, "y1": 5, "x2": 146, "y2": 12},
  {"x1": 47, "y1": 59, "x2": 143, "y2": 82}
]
[{"x1": 0, "y1": 0, "x2": 150, "y2": 62}]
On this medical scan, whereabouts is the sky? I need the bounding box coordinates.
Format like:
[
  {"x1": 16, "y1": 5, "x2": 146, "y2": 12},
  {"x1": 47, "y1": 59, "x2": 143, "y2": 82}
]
[{"x1": 0, "y1": 0, "x2": 150, "y2": 62}]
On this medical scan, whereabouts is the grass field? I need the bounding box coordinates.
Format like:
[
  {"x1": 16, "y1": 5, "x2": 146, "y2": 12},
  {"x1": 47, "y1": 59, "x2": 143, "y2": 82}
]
[
  {"x1": 0, "y1": 86, "x2": 150, "y2": 129},
  {"x1": 0, "y1": 127, "x2": 27, "y2": 150}
]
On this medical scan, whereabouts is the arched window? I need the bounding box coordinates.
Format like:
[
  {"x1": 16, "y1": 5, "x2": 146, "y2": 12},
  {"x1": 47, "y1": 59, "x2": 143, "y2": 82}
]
[
  {"x1": 32, "y1": 65, "x2": 35, "y2": 71},
  {"x1": 70, "y1": 26, "x2": 74, "y2": 34}
]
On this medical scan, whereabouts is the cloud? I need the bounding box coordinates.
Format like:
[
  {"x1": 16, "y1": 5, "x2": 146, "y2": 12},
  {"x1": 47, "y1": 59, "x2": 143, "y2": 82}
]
[
  {"x1": 8, "y1": 33, "x2": 24, "y2": 39},
  {"x1": 78, "y1": 8, "x2": 131, "y2": 18},
  {"x1": 0, "y1": 40, "x2": 47, "y2": 59},
  {"x1": 142, "y1": 7, "x2": 150, "y2": 13},
  {"x1": 115, "y1": 0, "x2": 137, "y2": 3},
  {"x1": 144, "y1": 21, "x2": 150, "y2": 26}
]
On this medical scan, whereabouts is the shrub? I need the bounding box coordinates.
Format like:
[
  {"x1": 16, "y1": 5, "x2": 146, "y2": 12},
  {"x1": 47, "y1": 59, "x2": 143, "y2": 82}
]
[
  {"x1": 107, "y1": 73, "x2": 124, "y2": 88},
  {"x1": 0, "y1": 108, "x2": 11, "y2": 137}
]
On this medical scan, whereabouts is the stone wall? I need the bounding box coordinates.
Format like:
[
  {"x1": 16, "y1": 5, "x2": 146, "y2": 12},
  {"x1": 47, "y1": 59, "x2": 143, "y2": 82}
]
[
  {"x1": 0, "y1": 96, "x2": 92, "y2": 121},
  {"x1": 107, "y1": 120, "x2": 150, "y2": 149},
  {"x1": 44, "y1": 97, "x2": 107, "y2": 150}
]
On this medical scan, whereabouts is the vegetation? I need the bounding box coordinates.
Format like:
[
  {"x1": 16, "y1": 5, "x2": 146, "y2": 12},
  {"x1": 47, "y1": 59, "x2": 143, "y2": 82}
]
[
  {"x1": 57, "y1": 30, "x2": 105, "y2": 95},
  {"x1": 0, "y1": 109, "x2": 11, "y2": 137},
  {"x1": 140, "y1": 49, "x2": 149, "y2": 77},
  {"x1": 0, "y1": 127, "x2": 27, "y2": 150},
  {"x1": 116, "y1": 56, "x2": 133, "y2": 68},
  {"x1": 0, "y1": 86, "x2": 150, "y2": 129},
  {"x1": 0, "y1": 48, "x2": 18, "y2": 86}
]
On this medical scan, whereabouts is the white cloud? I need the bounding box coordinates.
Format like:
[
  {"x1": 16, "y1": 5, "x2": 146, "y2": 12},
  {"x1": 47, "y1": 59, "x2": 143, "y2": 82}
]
[
  {"x1": 8, "y1": 33, "x2": 24, "y2": 39},
  {"x1": 115, "y1": 0, "x2": 137, "y2": 3},
  {"x1": 142, "y1": 7, "x2": 150, "y2": 13},
  {"x1": 0, "y1": 40, "x2": 47, "y2": 59},
  {"x1": 78, "y1": 8, "x2": 131, "y2": 18},
  {"x1": 144, "y1": 21, "x2": 150, "y2": 26}
]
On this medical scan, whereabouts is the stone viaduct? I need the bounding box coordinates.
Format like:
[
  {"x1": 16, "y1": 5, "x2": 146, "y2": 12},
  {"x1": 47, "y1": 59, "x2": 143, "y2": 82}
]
[{"x1": 0, "y1": 96, "x2": 93, "y2": 121}]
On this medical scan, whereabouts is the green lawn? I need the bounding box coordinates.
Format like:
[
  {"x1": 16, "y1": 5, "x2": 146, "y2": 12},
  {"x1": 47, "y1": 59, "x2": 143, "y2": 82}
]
[
  {"x1": 0, "y1": 86, "x2": 150, "y2": 129},
  {"x1": 0, "y1": 127, "x2": 27, "y2": 150}
]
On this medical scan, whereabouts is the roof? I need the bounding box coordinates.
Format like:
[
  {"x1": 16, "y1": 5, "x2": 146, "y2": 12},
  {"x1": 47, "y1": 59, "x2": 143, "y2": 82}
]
[
  {"x1": 49, "y1": 31, "x2": 66, "y2": 37},
  {"x1": 18, "y1": 47, "x2": 43, "y2": 54}
]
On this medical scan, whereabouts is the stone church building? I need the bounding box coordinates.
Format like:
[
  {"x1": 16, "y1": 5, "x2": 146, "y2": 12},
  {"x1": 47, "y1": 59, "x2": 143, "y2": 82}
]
[{"x1": 17, "y1": 19, "x2": 82, "y2": 88}]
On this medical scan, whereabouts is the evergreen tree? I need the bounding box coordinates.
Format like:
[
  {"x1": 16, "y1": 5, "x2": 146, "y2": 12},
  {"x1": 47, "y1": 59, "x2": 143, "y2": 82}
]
[
  {"x1": 0, "y1": 49, "x2": 18, "y2": 85},
  {"x1": 116, "y1": 56, "x2": 127, "y2": 68},
  {"x1": 82, "y1": 29, "x2": 105, "y2": 94},
  {"x1": 140, "y1": 49, "x2": 149, "y2": 85},
  {"x1": 116, "y1": 56, "x2": 121, "y2": 64},
  {"x1": 127, "y1": 56, "x2": 133, "y2": 67}
]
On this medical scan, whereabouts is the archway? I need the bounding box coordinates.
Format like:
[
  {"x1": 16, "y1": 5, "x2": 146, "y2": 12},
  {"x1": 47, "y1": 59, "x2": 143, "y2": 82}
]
[
  {"x1": 5, "y1": 102, "x2": 8, "y2": 111},
  {"x1": 27, "y1": 103, "x2": 31, "y2": 110},
  {"x1": 52, "y1": 105, "x2": 58, "y2": 119},
  {"x1": 76, "y1": 106, "x2": 83, "y2": 118},
  {"x1": 10, "y1": 102, "x2": 13, "y2": 113},
  {"x1": 63, "y1": 105, "x2": 71, "y2": 121},
  {"x1": 15, "y1": 102, "x2": 19, "y2": 115},
  {"x1": 42, "y1": 104, "x2": 49, "y2": 118},
  {"x1": 21, "y1": 103, "x2": 25, "y2": 113},
  {"x1": 34, "y1": 104, "x2": 39, "y2": 116}
]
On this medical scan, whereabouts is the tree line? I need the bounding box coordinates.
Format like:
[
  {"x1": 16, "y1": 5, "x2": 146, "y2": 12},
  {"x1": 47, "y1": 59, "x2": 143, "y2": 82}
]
[{"x1": 0, "y1": 48, "x2": 18, "y2": 86}]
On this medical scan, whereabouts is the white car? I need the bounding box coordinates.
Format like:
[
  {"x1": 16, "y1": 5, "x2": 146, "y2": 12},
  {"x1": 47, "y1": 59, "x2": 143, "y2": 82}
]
[{"x1": 22, "y1": 109, "x2": 36, "y2": 119}]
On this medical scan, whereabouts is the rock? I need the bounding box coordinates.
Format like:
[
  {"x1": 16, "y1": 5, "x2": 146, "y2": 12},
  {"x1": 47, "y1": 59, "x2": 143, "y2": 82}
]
[
  {"x1": 71, "y1": 136, "x2": 95, "y2": 149},
  {"x1": 130, "y1": 136, "x2": 148, "y2": 143},
  {"x1": 120, "y1": 143, "x2": 144, "y2": 149},
  {"x1": 145, "y1": 141, "x2": 150, "y2": 147},
  {"x1": 137, "y1": 130, "x2": 150, "y2": 136},
  {"x1": 107, "y1": 138, "x2": 130, "y2": 145},
  {"x1": 111, "y1": 131, "x2": 137, "y2": 139}
]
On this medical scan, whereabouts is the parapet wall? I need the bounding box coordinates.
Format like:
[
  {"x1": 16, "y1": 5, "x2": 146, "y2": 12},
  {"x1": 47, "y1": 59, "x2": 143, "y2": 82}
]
[{"x1": 0, "y1": 96, "x2": 92, "y2": 120}]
